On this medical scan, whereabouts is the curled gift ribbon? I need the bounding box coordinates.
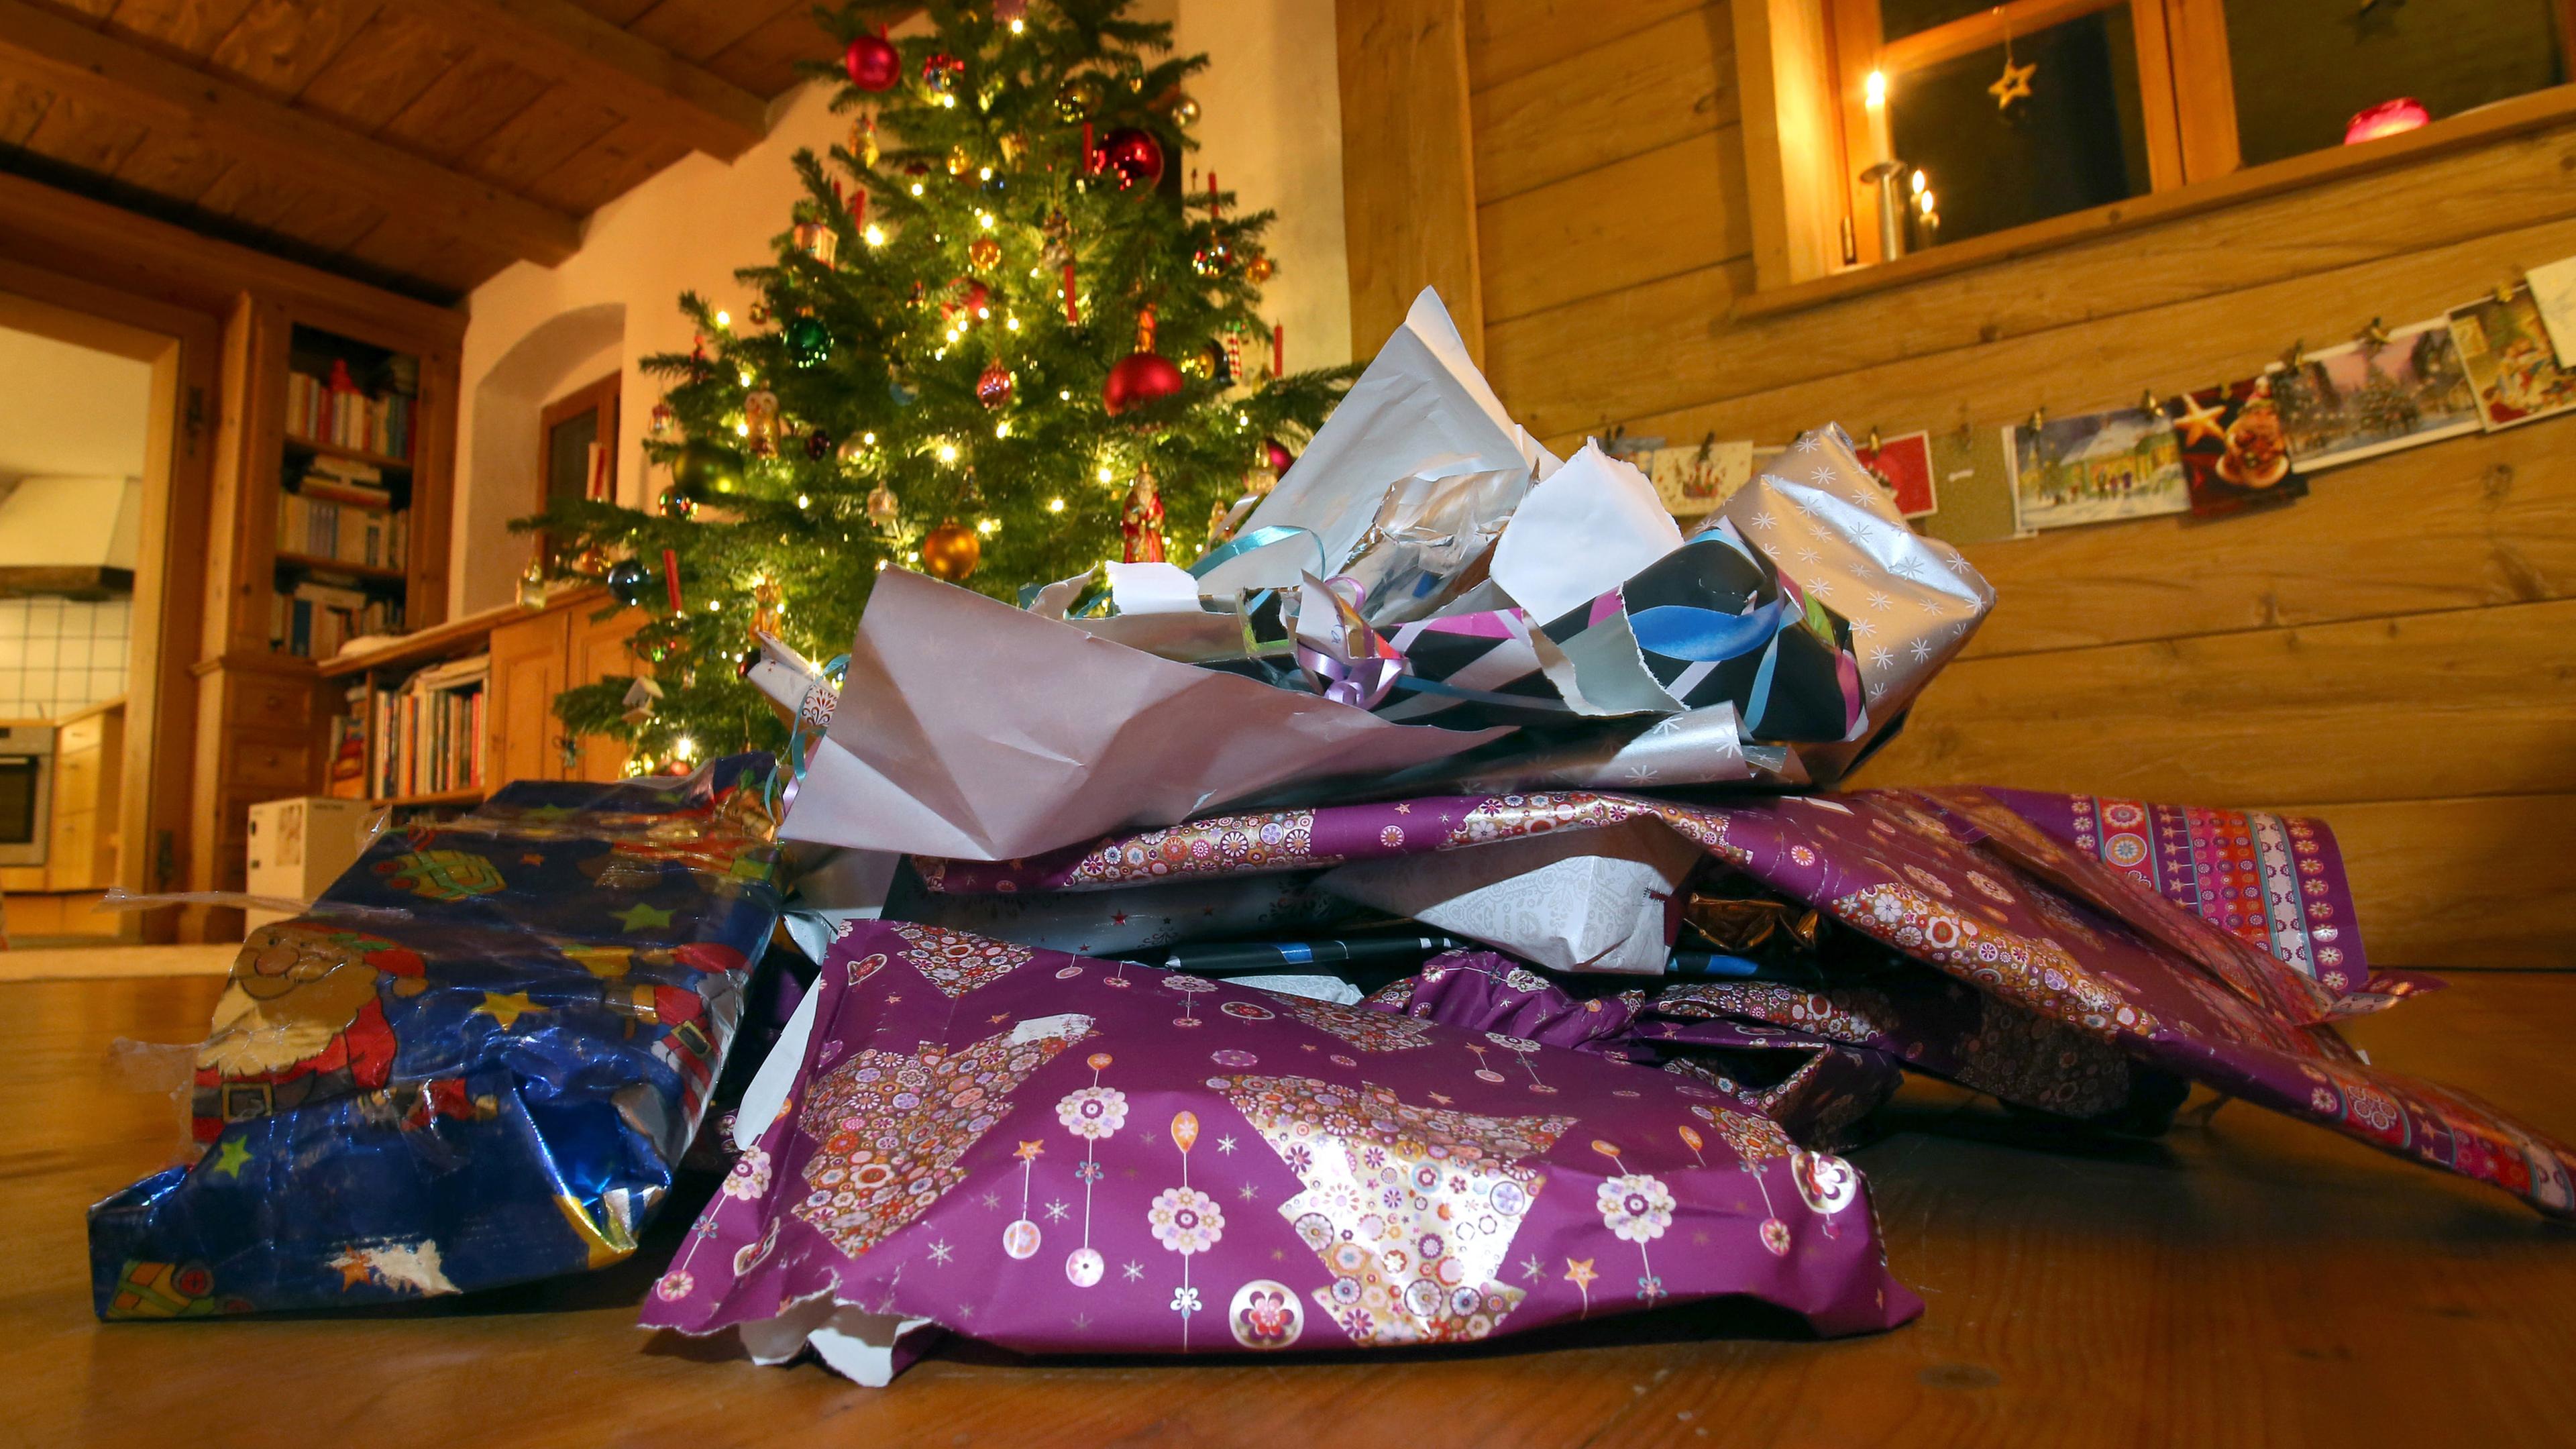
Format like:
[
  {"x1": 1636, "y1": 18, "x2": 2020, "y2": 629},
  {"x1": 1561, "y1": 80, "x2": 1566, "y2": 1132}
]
[{"x1": 1290, "y1": 574, "x2": 1407, "y2": 709}]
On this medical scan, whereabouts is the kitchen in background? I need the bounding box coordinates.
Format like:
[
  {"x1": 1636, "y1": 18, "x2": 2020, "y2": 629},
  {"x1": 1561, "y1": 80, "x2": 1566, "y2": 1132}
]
[{"x1": 0, "y1": 324, "x2": 151, "y2": 945}]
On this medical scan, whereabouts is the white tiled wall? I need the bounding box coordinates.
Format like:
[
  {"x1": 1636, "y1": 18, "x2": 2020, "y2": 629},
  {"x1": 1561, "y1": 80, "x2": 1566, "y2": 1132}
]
[{"x1": 0, "y1": 596, "x2": 130, "y2": 718}]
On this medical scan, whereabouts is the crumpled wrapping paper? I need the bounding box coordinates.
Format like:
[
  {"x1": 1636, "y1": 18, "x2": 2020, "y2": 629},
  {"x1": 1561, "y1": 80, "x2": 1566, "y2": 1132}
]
[
  {"x1": 769, "y1": 289, "x2": 1993, "y2": 864},
  {"x1": 639, "y1": 920, "x2": 1921, "y2": 1383},
  {"x1": 87, "y1": 756, "x2": 786, "y2": 1319},
  {"x1": 908, "y1": 786, "x2": 2575, "y2": 1220}
]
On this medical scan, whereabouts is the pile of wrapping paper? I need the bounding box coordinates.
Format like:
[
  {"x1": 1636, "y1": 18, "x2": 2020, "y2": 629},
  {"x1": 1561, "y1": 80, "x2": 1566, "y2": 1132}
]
[{"x1": 94, "y1": 290, "x2": 2574, "y2": 1387}]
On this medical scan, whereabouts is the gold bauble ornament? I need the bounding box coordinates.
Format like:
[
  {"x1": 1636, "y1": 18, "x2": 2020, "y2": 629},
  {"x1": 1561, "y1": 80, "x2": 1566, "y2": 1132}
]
[
  {"x1": 1171, "y1": 94, "x2": 1201, "y2": 128},
  {"x1": 967, "y1": 235, "x2": 1001, "y2": 270},
  {"x1": 1245, "y1": 254, "x2": 1275, "y2": 284},
  {"x1": 920, "y1": 517, "x2": 982, "y2": 580}
]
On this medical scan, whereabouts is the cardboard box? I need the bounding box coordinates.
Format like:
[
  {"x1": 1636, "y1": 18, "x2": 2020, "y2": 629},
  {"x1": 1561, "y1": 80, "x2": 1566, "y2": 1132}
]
[{"x1": 245, "y1": 796, "x2": 377, "y2": 934}]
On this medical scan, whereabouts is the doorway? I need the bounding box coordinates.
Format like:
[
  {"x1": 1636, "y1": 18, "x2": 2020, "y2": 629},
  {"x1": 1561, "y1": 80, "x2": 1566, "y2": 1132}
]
[{"x1": 0, "y1": 281, "x2": 213, "y2": 949}]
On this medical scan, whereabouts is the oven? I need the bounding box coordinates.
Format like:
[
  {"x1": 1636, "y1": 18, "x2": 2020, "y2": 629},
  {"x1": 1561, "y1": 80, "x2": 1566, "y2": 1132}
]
[{"x1": 0, "y1": 724, "x2": 54, "y2": 869}]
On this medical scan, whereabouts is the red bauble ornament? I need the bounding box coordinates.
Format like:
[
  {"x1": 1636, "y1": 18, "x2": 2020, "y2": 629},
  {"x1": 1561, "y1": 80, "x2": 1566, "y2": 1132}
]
[
  {"x1": 1105, "y1": 307, "x2": 1186, "y2": 416},
  {"x1": 1099, "y1": 128, "x2": 1166, "y2": 193},
  {"x1": 843, "y1": 33, "x2": 899, "y2": 92},
  {"x1": 977, "y1": 359, "x2": 1014, "y2": 408},
  {"x1": 1263, "y1": 437, "x2": 1295, "y2": 474}
]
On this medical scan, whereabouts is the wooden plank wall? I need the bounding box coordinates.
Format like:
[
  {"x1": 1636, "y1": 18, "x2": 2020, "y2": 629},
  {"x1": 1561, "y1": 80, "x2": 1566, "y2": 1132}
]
[{"x1": 1449, "y1": 0, "x2": 2576, "y2": 967}]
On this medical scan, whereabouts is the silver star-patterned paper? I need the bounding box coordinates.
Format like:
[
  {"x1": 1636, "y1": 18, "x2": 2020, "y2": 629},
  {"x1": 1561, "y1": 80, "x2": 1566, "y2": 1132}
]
[{"x1": 1713, "y1": 423, "x2": 1993, "y2": 783}]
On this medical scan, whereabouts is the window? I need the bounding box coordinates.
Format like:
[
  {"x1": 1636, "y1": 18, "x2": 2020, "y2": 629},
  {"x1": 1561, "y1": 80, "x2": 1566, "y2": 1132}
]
[
  {"x1": 537, "y1": 373, "x2": 619, "y2": 570},
  {"x1": 1823, "y1": 0, "x2": 2575, "y2": 263}
]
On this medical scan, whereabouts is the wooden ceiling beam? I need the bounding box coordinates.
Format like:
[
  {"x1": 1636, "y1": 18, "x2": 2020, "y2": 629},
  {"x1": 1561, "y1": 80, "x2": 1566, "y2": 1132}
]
[
  {"x1": 392, "y1": 0, "x2": 771, "y2": 160},
  {"x1": 0, "y1": 0, "x2": 582, "y2": 266}
]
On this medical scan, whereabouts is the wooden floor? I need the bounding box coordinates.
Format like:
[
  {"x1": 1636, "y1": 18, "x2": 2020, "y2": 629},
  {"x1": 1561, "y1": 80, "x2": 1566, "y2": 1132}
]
[{"x1": 10, "y1": 970, "x2": 2576, "y2": 1448}]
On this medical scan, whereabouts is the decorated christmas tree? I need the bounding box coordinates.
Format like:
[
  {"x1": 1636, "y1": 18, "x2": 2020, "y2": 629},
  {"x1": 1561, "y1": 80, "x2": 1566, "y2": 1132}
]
[{"x1": 525, "y1": 0, "x2": 1352, "y2": 766}]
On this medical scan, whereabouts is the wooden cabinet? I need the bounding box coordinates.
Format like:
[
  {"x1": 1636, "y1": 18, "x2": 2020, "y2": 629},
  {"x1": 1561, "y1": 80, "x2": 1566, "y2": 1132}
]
[
  {"x1": 490, "y1": 608, "x2": 569, "y2": 784},
  {"x1": 40, "y1": 699, "x2": 122, "y2": 894},
  {"x1": 488, "y1": 594, "x2": 646, "y2": 785}
]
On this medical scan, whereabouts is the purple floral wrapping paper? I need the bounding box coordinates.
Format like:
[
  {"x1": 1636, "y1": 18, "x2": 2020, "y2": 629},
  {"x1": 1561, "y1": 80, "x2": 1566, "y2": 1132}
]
[
  {"x1": 908, "y1": 788, "x2": 2576, "y2": 1220},
  {"x1": 639, "y1": 922, "x2": 1921, "y2": 1378}
]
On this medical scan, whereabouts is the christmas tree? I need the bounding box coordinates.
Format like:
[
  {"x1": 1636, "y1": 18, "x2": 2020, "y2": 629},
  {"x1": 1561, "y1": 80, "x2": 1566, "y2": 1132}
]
[{"x1": 524, "y1": 0, "x2": 1352, "y2": 766}]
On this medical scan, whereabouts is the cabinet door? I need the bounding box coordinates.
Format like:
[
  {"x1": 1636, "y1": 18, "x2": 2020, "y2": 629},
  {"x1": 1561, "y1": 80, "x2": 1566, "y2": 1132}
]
[
  {"x1": 488, "y1": 612, "x2": 570, "y2": 786},
  {"x1": 570, "y1": 605, "x2": 648, "y2": 782}
]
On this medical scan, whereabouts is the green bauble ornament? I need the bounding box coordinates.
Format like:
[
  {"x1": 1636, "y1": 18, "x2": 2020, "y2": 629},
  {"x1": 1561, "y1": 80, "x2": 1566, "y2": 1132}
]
[
  {"x1": 784, "y1": 314, "x2": 833, "y2": 368},
  {"x1": 672, "y1": 437, "x2": 745, "y2": 496}
]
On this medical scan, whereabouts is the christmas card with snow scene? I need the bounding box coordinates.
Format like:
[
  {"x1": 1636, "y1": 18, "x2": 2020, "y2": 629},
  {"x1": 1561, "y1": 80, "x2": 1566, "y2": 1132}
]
[{"x1": 2005, "y1": 406, "x2": 2190, "y2": 533}]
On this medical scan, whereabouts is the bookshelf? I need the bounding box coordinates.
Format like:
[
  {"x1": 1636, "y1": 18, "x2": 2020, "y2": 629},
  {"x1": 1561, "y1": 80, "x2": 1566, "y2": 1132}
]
[
  {"x1": 191, "y1": 292, "x2": 460, "y2": 906},
  {"x1": 313, "y1": 586, "x2": 647, "y2": 809}
]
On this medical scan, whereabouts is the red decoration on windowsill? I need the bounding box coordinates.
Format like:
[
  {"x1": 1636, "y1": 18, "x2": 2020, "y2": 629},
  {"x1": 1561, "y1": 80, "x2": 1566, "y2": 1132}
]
[{"x1": 2345, "y1": 97, "x2": 2429, "y2": 145}]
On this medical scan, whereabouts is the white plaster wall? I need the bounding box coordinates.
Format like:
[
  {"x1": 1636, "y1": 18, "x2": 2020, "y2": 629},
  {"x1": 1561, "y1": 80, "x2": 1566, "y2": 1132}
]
[{"x1": 453, "y1": 0, "x2": 1352, "y2": 614}]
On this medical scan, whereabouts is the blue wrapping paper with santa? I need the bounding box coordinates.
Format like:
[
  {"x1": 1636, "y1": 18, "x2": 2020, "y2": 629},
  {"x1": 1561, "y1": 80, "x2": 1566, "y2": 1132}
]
[{"x1": 87, "y1": 755, "x2": 785, "y2": 1319}]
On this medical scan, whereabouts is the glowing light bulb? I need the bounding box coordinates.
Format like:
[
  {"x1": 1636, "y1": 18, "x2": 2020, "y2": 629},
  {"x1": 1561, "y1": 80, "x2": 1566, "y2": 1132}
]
[
  {"x1": 996, "y1": 421, "x2": 1010, "y2": 437},
  {"x1": 706, "y1": 600, "x2": 720, "y2": 612},
  {"x1": 739, "y1": 370, "x2": 755, "y2": 386},
  {"x1": 735, "y1": 421, "x2": 750, "y2": 437},
  {"x1": 977, "y1": 211, "x2": 995, "y2": 229},
  {"x1": 1059, "y1": 389, "x2": 1070, "y2": 400},
  {"x1": 936, "y1": 441, "x2": 959, "y2": 463},
  {"x1": 864, "y1": 223, "x2": 886, "y2": 247},
  {"x1": 1009, "y1": 17, "x2": 1023, "y2": 32},
  {"x1": 1864, "y1": 70, "x2": 1886, "y2": 109},
  {"x1": 910, "y1": 182, "x2": 924, "y2": 197},
  {"x1": 862, "y1": 432, "x2": 876, "y2": 445},
  {"x1": 673, "y1": 735, "x2": 696, "y2": 760},
  {"x1": 978, "y1": 167, "x2": 992, "y2": 182},
  {"x1": 1096, "y1": 465, "x2": 1112, "y2": 482},
  {"x1": 1047, "y1": 497, "x2": 1065, "y2": 513},
  {"x1": 714, "y1": 310, "x2": 731, "y2": 327},
  {"x1": 796, "y1": 494, "x2": 810, "y2": 508},
  {"x1": 976, "y1": 518, "x2": 997, "y2": 535}
]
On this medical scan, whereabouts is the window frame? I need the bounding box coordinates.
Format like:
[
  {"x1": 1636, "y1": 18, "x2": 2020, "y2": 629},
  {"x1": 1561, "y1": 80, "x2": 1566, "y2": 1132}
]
[{"x1": 1767, "y1": 0, "x2": 2576, "y2": 284}]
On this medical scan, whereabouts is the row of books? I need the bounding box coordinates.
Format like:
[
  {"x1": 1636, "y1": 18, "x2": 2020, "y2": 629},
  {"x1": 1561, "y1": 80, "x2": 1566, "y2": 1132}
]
[
  {"x1": 276, "y1": 494, "x2": 410, "y2": 570},
  {"x1": 270, "y1": 582, "x2": 404, "y2": 660},
  {"x1": 366, "y1": 655, "x2": 489, "y2": 800},
  {"x1": 285, "y1": 361, "x2": 415, "y2": 461}
]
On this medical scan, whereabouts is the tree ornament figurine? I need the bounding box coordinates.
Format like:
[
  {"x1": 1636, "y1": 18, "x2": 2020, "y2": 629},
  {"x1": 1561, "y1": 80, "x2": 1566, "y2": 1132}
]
[
  {"x1": 1104, "y1": 307, "x2": 1186, "y2": 416},
  {"x1": 866, "y1": 482, "x2": 900, "y2": 527},
  {"x1": 921, "y1": 518, "x2": 982, "y2": 580},
  {"x1": 1121, "y1": 468, "x2": 1168, "y2": 564},
  {"x1": 922, "y1": 51, "x2": 965, "y2": 98},
  {"x1": 742, "y1": 389, "x2": 783, "y2": 456}
]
